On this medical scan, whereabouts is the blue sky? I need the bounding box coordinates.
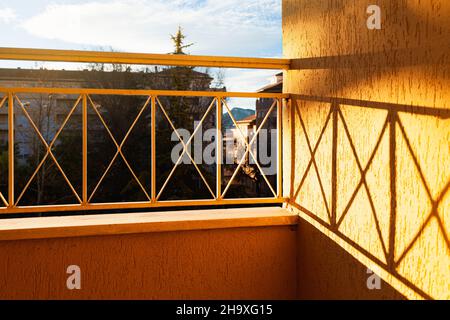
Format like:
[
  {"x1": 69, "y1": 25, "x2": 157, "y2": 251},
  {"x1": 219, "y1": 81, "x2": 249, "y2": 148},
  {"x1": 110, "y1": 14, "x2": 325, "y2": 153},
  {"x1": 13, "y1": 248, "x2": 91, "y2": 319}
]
[{"x1": 0, "y1": 0, "x2": 282, "y2": 103}]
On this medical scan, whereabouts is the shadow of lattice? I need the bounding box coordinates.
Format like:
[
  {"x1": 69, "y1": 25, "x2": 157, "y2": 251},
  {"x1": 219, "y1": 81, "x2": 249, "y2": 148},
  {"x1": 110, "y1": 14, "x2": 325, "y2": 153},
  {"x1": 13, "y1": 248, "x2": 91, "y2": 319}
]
[{"x1": 289, "y1": 95, "x2": 450, "y2": 299}]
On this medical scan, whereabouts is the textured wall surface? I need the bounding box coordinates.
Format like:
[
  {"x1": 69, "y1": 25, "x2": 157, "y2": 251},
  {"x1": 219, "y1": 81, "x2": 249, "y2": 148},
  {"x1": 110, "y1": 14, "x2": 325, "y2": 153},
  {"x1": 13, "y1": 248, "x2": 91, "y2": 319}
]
[
  {"x1": 0, "y1": 226, "x2": 297, "y2": 299},
  {"x1": 283, "y1": 0, "x2": 449, "y2": 299},
  {"x1": 297, "y1": 219, "x2": 404, "y2": 299}
]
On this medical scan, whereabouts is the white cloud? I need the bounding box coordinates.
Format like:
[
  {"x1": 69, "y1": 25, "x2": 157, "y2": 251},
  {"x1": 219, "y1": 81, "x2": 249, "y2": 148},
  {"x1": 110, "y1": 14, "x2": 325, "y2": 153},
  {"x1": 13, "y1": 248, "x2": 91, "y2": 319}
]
[
  {"x1": 21, "y1": 0, "x2": 281, "y2": 56},
  {"x1": 223, "y1": 69, "x2": 278, "y2": 108},
  {"x1": 17, "y1": 0, "x2": 282, "y2": 99},
  {"x1": 0, "y1": 7, "x2": 16, "y2": 24},
  {"x1": 225, "y1": 69, "x2": 276, "y2": 92}
]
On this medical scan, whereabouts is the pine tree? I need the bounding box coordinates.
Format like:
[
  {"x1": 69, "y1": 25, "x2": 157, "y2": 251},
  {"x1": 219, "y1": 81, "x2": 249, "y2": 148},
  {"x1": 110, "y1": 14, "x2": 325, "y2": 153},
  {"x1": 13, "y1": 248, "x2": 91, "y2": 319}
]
[{"x1": 170, "y1": 26, "x2": 194, "y2": 55}]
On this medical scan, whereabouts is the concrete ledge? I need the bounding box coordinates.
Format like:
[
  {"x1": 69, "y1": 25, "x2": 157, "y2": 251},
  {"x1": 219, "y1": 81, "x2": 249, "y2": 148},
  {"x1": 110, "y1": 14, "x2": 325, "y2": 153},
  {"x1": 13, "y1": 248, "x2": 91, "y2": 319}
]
[{"x1": 0, "y1": 207, "x2": 298, "y2": 241}]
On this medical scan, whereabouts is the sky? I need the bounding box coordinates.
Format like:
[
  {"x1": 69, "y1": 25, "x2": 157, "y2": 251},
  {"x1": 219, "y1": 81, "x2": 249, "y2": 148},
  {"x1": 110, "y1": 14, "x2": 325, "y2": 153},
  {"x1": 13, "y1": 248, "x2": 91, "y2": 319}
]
[{"x1": 0, "y1": 0, "x2": 282, "y2": 107}]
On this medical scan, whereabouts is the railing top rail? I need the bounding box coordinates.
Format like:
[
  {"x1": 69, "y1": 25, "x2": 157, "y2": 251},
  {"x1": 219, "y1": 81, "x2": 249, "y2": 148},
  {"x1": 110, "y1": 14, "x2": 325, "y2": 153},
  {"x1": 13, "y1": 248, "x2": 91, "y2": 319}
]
[
  {"x1": 0, "y1": 47, "x2": 291, "y2": 70},
  {"x1": 0, "y1": 87, "x2": 289, "y2": 99}
]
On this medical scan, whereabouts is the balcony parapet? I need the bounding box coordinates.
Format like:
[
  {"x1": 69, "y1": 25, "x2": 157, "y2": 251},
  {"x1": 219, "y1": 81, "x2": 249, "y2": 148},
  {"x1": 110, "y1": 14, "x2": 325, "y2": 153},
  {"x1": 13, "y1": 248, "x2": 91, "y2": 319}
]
[{"x1": 0, "y1": 207, "x2": 297, "y2": 241}]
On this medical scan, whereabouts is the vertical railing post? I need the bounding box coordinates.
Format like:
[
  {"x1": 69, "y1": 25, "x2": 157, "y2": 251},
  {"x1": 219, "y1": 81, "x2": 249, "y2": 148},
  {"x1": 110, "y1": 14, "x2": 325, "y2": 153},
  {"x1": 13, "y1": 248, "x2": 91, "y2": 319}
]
[
  {"x1": 216, "y1": 97, "x2": 222, "y2": 200},
  {"x1": 289, "y1": 98, "x2": 295, "y2": 202},
  {"x1": 151, "y1": 95, "x2": 156, "y2": 202},
  {"x1": 82, "y1": 94, "x2": 88, "y2": 205},
  {"x1": 277, "y1": 98, "x2": 283, "y2": 199},
  {"x1": 7, "y1": 92, "x2": 14, "y2": 208}
]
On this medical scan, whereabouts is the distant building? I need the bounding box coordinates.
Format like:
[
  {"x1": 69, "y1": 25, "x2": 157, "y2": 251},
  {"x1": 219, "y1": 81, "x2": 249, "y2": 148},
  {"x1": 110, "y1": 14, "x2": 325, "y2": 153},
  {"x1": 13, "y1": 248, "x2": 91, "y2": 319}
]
[
  {"x1": 256, "y1": 72, "x2": 282, "y2": 128},
  {"x1": 222, "y1": 72, "x2": 282, "y2": 197},
  {"x1": 0, "y1": 67, "x2": 223, "y2": 162},
  {"x1": 225, "y1": 114, "x2": 256, "y2": 164},
  {"x1": 255, "y1": 72, "x2": 282, "y2": 195}
]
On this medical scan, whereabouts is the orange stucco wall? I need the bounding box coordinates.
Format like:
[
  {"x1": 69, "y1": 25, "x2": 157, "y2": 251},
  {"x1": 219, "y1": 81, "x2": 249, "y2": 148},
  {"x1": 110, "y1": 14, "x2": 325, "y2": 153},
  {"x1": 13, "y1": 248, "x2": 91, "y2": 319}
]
[
  {"x1": 0, "y1": 226, "x2": 297, "y2": 299},
  {"x1": 283, "y1": 0, "x2": 449, "y2": 299},
  {"x1": 296, "y1": 219, "x2": 404, "y2": 299}
]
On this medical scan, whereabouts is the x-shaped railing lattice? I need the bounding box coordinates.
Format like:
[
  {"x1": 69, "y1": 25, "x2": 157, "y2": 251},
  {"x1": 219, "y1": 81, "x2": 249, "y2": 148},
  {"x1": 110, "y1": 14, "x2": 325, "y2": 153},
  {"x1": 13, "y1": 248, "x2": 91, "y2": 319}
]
[
  {"x1": 14, "y1": 95, "x2": 83, "y2": 205},
  {"x1": 87, "y1": 95, "x2": 152, "y2": 202},
  {"x1": 0, "y1": 95, "x2": 9, "y2": 206},
  {"x1": 156, "y1": 97, "x2": 216, "y2": 200},
  {"x1": 221, "y1": 98, "x2": 278, "y2": 198}
]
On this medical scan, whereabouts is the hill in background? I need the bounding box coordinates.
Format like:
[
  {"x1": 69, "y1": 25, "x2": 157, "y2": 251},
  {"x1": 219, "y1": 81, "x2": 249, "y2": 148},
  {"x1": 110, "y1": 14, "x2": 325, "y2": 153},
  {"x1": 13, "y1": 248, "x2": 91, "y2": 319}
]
[{"x1": 222, "y1": 107, "x2": 255, "y2": 129}]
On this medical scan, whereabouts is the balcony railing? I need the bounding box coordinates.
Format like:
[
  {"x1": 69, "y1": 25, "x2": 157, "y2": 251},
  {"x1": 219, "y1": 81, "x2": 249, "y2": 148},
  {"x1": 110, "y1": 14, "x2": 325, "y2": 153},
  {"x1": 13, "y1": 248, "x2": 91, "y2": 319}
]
[{"x1": 0, "y1": 48, "x2": 289, "y2": 215}]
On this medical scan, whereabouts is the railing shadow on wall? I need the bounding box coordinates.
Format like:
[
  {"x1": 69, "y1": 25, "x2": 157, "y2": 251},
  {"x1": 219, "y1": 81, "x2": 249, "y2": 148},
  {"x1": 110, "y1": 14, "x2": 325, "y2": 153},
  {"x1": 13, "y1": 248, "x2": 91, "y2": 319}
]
[{"x1": 288, "y1": 94, "x2": 450, "y2": 300}]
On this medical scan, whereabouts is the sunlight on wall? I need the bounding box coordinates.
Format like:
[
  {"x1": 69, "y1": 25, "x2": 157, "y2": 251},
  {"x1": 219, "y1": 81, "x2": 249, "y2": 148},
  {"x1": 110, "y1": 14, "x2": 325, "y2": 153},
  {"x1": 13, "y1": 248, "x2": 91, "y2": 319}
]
[{"x1": 283, "y1": 0, "x2": 449, "y2": 299}]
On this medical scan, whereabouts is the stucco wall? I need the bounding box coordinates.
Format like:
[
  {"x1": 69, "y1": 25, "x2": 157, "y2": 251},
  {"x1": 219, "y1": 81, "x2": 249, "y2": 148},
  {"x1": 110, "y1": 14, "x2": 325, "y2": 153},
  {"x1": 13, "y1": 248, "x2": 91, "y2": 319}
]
[
  {"x1": 283, "y1": 0, "x2": 449, "y2": 299},
  {"x1": 0, "y1": 226, "x2": 297, "y2": 299},
  {"x1": 297, "y1": 219, "x2": 404, "y2": 299}
]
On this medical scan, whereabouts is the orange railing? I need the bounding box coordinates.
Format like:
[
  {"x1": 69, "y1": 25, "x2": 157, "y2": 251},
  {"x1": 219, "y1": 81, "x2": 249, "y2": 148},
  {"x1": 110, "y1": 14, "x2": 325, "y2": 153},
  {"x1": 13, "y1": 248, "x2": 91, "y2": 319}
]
[{"x1": 0, "y1": 48, "x2": 289, "y2": 214}]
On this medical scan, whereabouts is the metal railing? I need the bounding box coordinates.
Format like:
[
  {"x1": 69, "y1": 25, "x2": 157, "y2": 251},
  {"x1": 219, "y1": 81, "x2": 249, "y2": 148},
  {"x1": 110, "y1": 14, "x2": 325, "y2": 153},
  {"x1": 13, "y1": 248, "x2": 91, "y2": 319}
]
[
  {"x1": 0, "y1": 48, "x2": 289, "y2": 215},
  {"x1": 0, "y1": 47, "x2": 290, "y2": 70}
]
